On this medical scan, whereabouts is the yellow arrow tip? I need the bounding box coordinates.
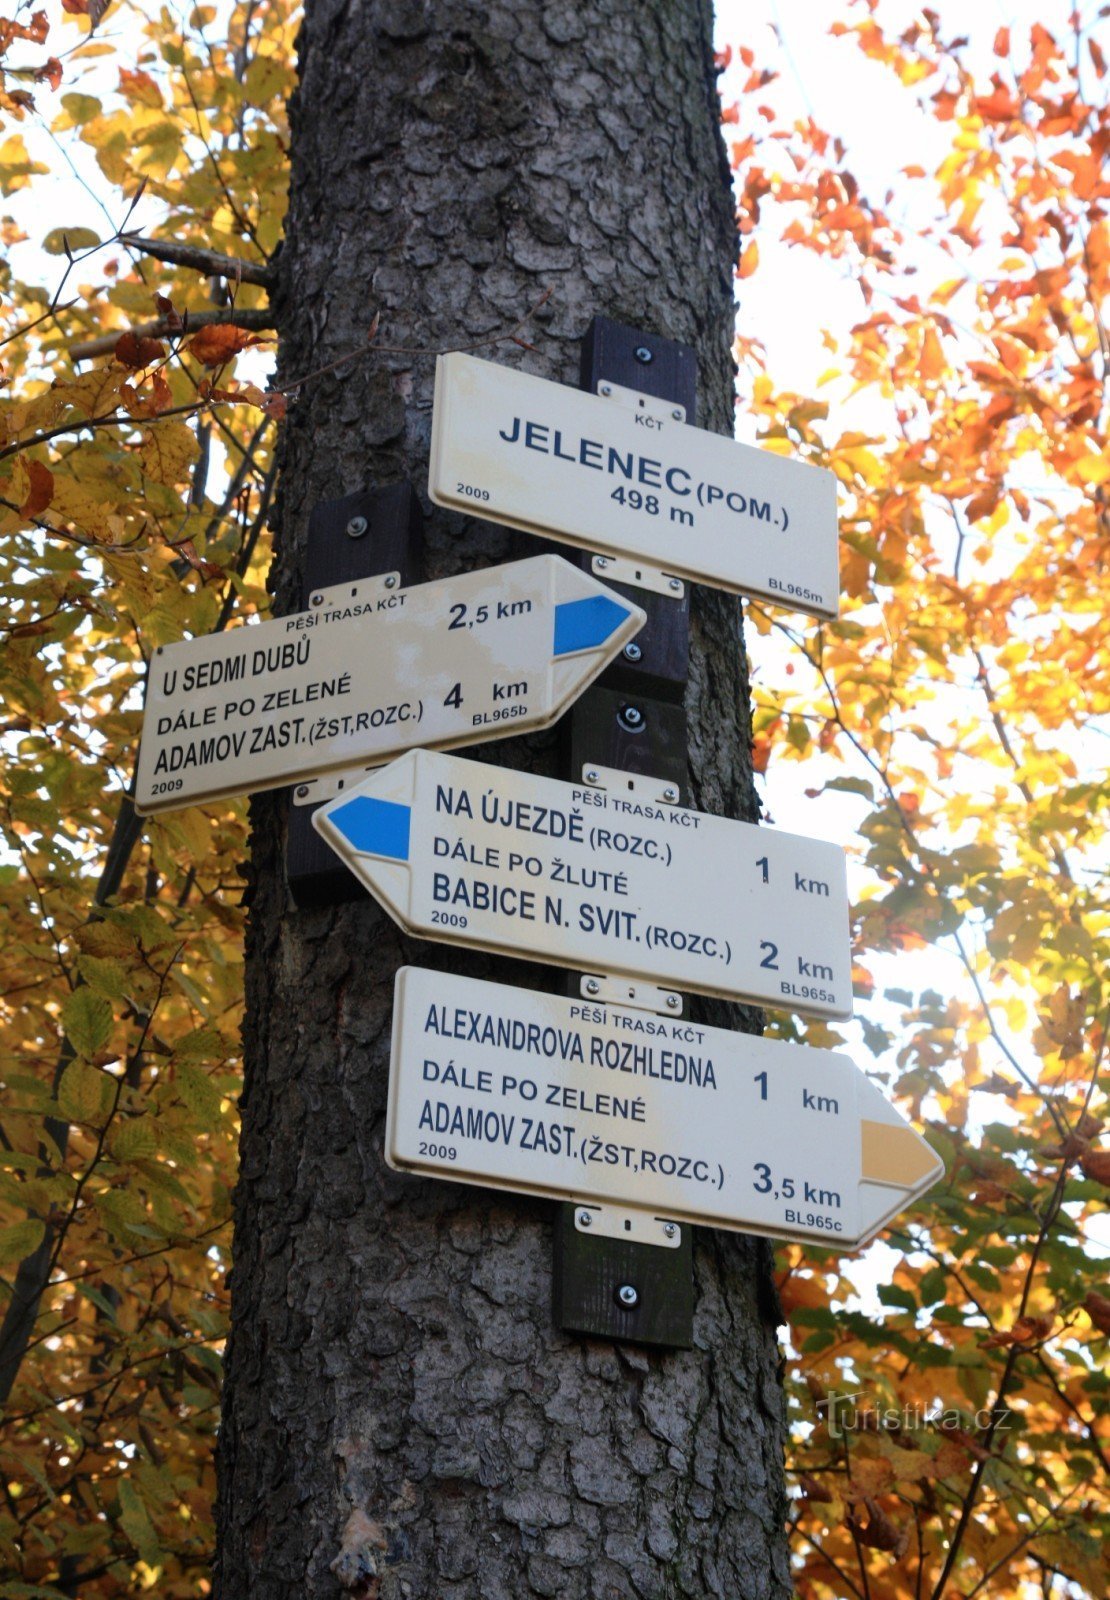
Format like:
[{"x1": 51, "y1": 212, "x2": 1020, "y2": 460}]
[{"x1": 861, "y1": 1119, "x2": 942, "y2": 1189}]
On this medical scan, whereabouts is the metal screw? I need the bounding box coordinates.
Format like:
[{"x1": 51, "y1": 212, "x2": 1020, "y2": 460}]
[
  {"x1": 662, "y1": 784, "x2": 678, "y2": 803},
  {"x1": 668, "y1": 578, "x2": 682, "y2": 593},
  {"x1": 599, "y1": 383, "x2": 613, "y2": 397},
  {"x1": 577, "y1": 1209, "x2": 593, "y2": 1228},
  {"x1": 663, "y1": 1222, "x2": 678, "y2": 1240},
  {"x1": 671, "y1": 408, "x2": 683, "y2": 421},
  {"x1": 665, "y1": 993, "x2": 680, "y2": 1010},
  {"x1": 623, "y1": 642, "x2": 642, "y2": 663},
  {"x1": 384, "y1": 574, "x2": 397, "y2": 589},
  {"x1": 346, "y1": 515, "x2": 368, "y2": 539},
  {"x1": 616, "y1": 1283, "x2": 639, "y2": 1309},
  {"x1": 633, "y1": 346, "x2": 653, "y2": 364},
  {"x1": 296, "y1": 784, "x2": 310, "y2": 799},
  {"x1": 310, "y1": 591, "x2": 325, "y2": 607},
  {"x1": 585, "y1": 977, "x2": 601, "y2": 996},
  {"x1": 585, "y1": 768, "x2": 599, "y2": 784},
  {"x1": 619, "y1": 704, "x2": 644, "y2": 730},
  {"x1": 596, "y1": 556, "x2": 609, "y2": 569}
]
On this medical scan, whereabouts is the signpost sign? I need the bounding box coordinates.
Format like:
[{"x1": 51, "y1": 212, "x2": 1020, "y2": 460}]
[
  {"x1": 134, "y1": 555, "x2": 644, "y2": 815},
  {"x1": 313, "y1": 748, "x2": 853, "y2": 1018},
  {"x1": 428, "y1": 352, "x2": 840, "y2": 618},
  {"x1": 388, "y1": 968, "x2": 942, "y2": 1247}
]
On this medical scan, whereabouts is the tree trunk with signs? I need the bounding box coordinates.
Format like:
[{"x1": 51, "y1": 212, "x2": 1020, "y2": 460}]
[{"x1": 215, "y1": 1, "x2": 791, "y2": 1595}]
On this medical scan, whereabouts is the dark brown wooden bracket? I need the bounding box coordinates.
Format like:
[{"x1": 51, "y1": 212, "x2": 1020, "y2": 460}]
[
  {"x1": 553, "y1": 315, "x2": 698, "y2": 1349},
  {"x1": 286, "y1": 483, "x2": 423, "y2": 909}
]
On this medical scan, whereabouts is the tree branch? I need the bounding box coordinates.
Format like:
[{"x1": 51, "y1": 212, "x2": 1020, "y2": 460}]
[
  {"x1": 119, "y1": 232, "x2": 274, "y2": 287},
  {"x1": 69, "y1": 307, "x2": 274, "y2": 363}
]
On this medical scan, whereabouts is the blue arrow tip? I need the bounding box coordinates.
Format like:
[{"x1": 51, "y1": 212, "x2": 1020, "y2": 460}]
[
  {"x1": 326, "y1": 795, "x2": 411, "y2": 860},
  {"x1": 553, "y1": 595, "x2": 633, "y2": 657}
]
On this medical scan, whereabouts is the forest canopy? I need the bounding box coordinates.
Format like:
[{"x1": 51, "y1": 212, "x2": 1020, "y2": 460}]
[{"x1": 0, "y1": 3, "x2": 1106, "y2": 1597}]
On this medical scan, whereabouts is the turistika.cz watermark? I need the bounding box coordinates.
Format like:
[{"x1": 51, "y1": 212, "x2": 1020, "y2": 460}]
[{"x1": 823, "y1": 1391, "x2": 1011, "y2": 1439}]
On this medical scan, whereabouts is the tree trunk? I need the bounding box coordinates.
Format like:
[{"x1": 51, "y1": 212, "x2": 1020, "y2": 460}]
[{"x1": 215, "y1": 2, "x2": 791, "y2": 1596}]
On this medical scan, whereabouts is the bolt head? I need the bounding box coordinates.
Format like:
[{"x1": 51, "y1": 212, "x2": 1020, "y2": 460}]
[
  {"x1": 663, "y1": 785, "x2": 678, "y2": 802},
  {"x1": 671, "y1": 408, "x2": 683, "y2": 421},
  {"x1": 296, "y1": 784, "x2": 310, "y2": 799},
  {"x1": 633, "y1": 346, "x2": 653, "y2": 364},
  {"x1": 585, "y1": 978, "x2": 600, "y2": 996},
  {"x1": 384, "y1": 574, "x2": 397, "y2": 589},
  {"x1": 346, "y1": 515, "x2": 368, "y2": 538},
  {"x1": 599, "y1": 383, "x2": 613, "y2": 397},
  {"x1": 623, "y1": 642, "x2": 642, "y2": 663},
  {"x1": 665, "y1": 994, "x2": 680, "y2": 1010},
  {"x1": 310, "y1": 592, "x2": 324, "y2": 607},
  {"x1": 616, "y1": 1283, "x2": 639, "y2": 1308},
  {"x1": 577, "y1": 1208, "x2": 593, "y2": 1228},
  {"x1": 620, "y1": 704, "x2": 643, "y2": 729},
  {"x1": 668, "y1": 577, "x2": 682, "y2": 593},
  {"x1": 663, "y1": 1222, "x2": 677, "y2": 1239},
  {"x1": 585, "y1": 768, "x2": 599, "y2": 784}
]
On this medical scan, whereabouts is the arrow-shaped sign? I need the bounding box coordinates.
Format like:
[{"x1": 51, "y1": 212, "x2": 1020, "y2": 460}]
[
  {"x1": 313, "y1": 748, "x2": 853, "y2": 1019},
  {"x1": 133, "y1": 555, "x2": 644, "y2": 815},
  {"x1": 429, "y1": 352, "x2": 840, "y2": 617},
  {"x1": 388, "y1": 968, "x2": 943, "y2": 1248}
]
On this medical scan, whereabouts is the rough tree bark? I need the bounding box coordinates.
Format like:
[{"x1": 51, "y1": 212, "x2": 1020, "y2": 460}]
[{"x1": 215, "y1": 2, "x2": 791, "y2": 1596}]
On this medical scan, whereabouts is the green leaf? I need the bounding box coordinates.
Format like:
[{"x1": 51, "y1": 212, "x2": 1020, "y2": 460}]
[
  {"x1": 77, "y1": 954, "x2": 131, "y2": 1001},
  {"x1": 42, "y1": 227, "x2": 102, "y2": 256},
  {"x1": 172, "y1": 1061, "x2": 224, "y2": 1122},
  {"x1": 57, "y1": 1059, "x2": 110, "y2": 1125},
  {"x1": 117, "y1": 1477, "x2": 159, "y2": 1565},
  {"x1": 61, "y1": 988, "x2": 113, "y2": 1059},
  {"x1": 108, "y1": 1119, "x2": 158, "y2": 1164},
  {"x1": 824, "y1": 776, "x2": 876, "y2": 800},
  {"x1": 75, "y1": 1282, "x2": 119, "y2": 1321},
  {"x1": 0, "y1": 1217, "x2": 46, "y2": 1265}
]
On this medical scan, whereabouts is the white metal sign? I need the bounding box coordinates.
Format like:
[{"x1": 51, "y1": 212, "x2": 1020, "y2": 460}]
[
  {"x1": 389, "y1": 968, "x2": 942, "y2": 1247},
  {"x1": 313, "y1": 749, "x2": 852, "y2": 1018},
  {"x1": 428, "y1": 352, "x2": 840, "y2": 618},
  {"x1": 133, "y1": 555, "x2": 644, "y2": 815}
]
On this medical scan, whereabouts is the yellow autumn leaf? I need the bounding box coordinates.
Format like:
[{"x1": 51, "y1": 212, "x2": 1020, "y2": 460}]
[{"x1": 139, "y1": 420, "x2": 199, "y2": 485}]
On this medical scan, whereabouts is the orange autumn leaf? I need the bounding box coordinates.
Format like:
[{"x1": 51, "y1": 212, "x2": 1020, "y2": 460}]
[
  {"x1": 849, "y1": 1457, "x2": 895, "y2": 1499},
  {"x1": 847, "y1": 1497, "x2": 908, "y2": 1558},
  {"x1": 117, "y1": 68, "x2": 162, "y2": 109},
  {"x1": 738, "y1": 239, "x2": 759, "y2": 279},
  {"x1": 115, "y1": 331, "x2": 166, "y2": 370},
  {"x1": 121, "y1": 371, "x2": 172, "y2": 420},
  {"x1": 32, "y1": 57, "x2": 62, "y2": 91},
  {"x1": 983, "y1": 1314, "x2": 1055, "y2": 1350},
  {"x1": 776, "y1": 1271, "x2": 828, "y2": 1317},
  {"x1": 188, "y1": 323, "x2": 271, "y2": 368},
  {"x1": 19, "y1": 457, "x2": 53, "y2": 518},
  {"x1": 1084, "y1": 1290, "x2": 1110, "y2": 1335},
  {"x1": 1080, "y1": 1148, "x2": 1110, "y2": 1186}
]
